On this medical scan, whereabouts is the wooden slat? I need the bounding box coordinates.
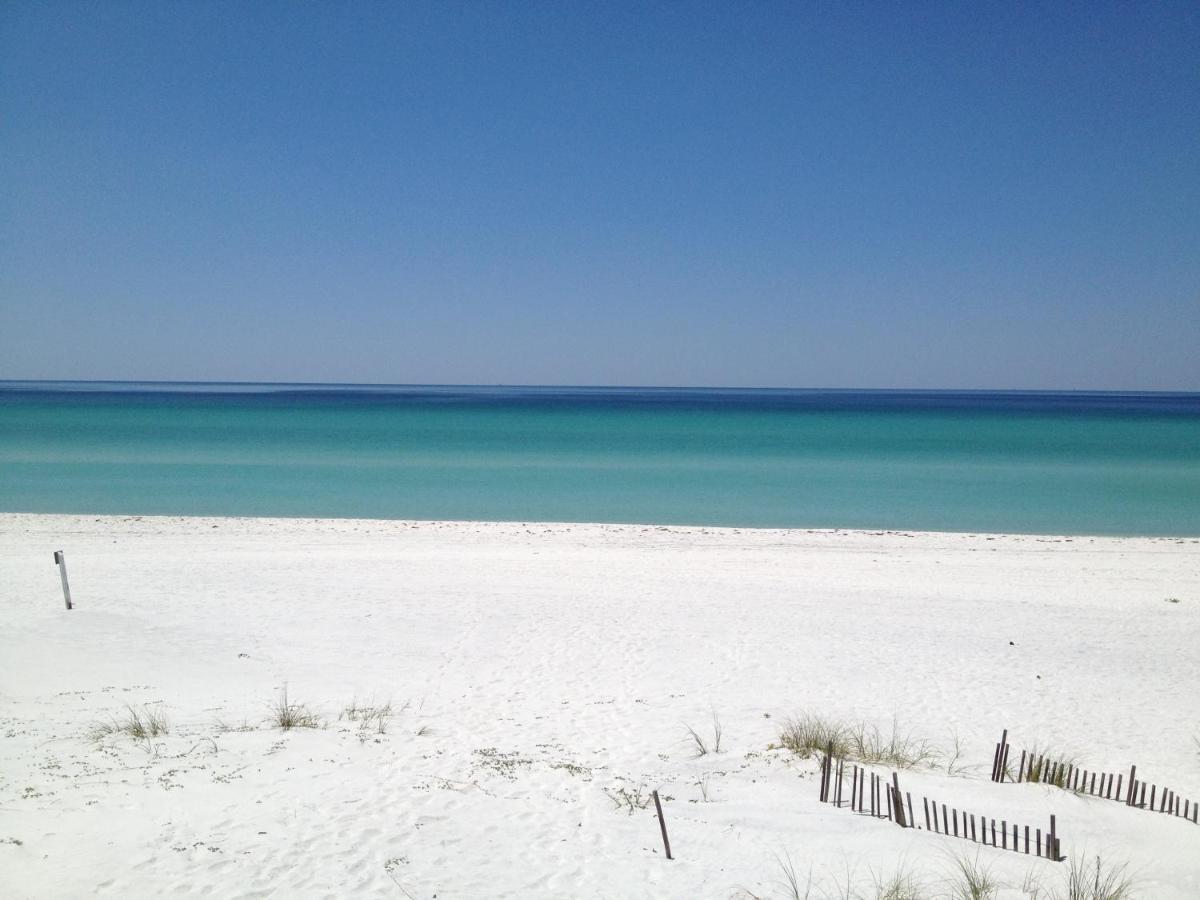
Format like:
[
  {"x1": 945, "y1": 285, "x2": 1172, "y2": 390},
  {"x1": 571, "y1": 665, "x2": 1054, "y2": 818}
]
[{"x1": 652, "y1": 790, "x2": 673, "y2": 861}]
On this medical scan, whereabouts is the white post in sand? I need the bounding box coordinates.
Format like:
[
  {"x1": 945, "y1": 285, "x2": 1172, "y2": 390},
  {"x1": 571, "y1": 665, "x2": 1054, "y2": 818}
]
[{"x1": 53, "y1": 550, "x2": 73, "y2": 610}]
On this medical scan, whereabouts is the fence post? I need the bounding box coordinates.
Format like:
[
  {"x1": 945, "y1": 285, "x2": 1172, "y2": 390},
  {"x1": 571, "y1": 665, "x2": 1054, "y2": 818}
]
[
  {"x1": 652, "y1": 790, "x2": 672, "y2": 860},
  {"x1": 54, "y1": 550, "x2": 73, "y2": 610},
  {"x1": 991, "y1": 729, "x2": 1008, "y2": 781},
  {"x1": 892, "y1": 774, "x2": 906, "y2": 827}
]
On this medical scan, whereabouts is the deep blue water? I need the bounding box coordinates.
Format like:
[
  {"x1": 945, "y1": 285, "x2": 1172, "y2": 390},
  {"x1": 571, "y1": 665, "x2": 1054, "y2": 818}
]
[{"x1": 2, "y1": 382, "x2": 1198, "y2": 535}]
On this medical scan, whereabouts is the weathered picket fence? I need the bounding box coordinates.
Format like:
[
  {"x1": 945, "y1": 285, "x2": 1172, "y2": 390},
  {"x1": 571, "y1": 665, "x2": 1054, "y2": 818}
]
[
  {"x1": 816, "y1": 746, "x2": 1063, "y2": 861},
  {"x1": 991, "y1": 729, "x2": 1199, "y2": 825}
]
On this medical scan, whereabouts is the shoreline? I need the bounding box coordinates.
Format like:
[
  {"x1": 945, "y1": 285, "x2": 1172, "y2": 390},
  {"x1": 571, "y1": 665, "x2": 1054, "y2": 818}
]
[{"x1": 4, "y1": 510, "x2": 1199, "y2": 543}]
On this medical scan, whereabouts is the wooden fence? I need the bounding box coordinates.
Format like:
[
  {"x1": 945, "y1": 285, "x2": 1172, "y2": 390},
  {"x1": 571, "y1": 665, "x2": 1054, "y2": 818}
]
[
  {"x1": 817, "y1": 747, "x2": 1063, "y2": 861},
  {"x1": 991, "y1": 730, "x2": 1199, "y2": 826}
]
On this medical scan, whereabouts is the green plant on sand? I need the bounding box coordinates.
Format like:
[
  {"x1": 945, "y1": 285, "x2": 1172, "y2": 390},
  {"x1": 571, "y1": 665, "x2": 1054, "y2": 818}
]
[
  {"x1": 270, "y1": 685, "x2": 321, "y2": 730},
  {"x1": 1017, "y1": 746, "x2": 1082, "y2": 789},
  {"x1": 945, "y1": 853, "x2": 999, "y2": 900},
  {"x1": 1055, "y1": 855, "x2": 1135, "y2": 900},
  {"x1": 86, "y1": 704, "x2": 170, "y2": 742},
  {"x1": 777, "y1": 714, "x2": 938, "y2": 768}
]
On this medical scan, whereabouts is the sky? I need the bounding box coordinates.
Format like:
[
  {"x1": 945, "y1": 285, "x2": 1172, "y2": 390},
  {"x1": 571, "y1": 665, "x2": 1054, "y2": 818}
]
[{"x1": 2, "y1": 1, "x2": 1198, "y2": 390}]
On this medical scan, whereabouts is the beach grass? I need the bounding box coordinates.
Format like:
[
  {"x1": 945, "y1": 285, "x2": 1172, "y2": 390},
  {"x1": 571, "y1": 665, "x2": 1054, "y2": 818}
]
[
  {"x1": 1016, "y1": 745, "x2": 1082, "y2": 789},
  {"x1": 776, "y1": 852, "x2": 812, "y2": 899},
  {"x1": 86, "y1": 704, "x2": 170, "y2": 742},
  {"x1": 944, "y1": 853, "x2": 999, "y2": 899},
  {"x1": 868, "y1": 866, "x2": 926, "y2": 900},
  {"x1": 684, "y1": 709, "x2": 724, "y2": 757},
  {"x1": 1057, "y1": 855, "x2": 1135, "y2": 900},
  {"x1": 270, "y1": 685, "x2": 321, "y2": 730},
  {"x1": 739, "y1": 852, "x2": 1140, "y2": 900},
  {"x1": 778, "y1": 714, "x2": 938, "y2": 769},
  {"x1": 602, "y1": 783, "x2": 652, "y2": 815},
  {"x1": 341, "y1": 697, "x2": 396, "y2": 734}
]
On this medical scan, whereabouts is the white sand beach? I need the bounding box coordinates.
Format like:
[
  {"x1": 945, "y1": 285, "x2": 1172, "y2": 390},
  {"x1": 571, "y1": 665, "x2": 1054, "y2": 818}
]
[{"x1": 1, "y1": 513, "x2": 1197, "y2": 898}]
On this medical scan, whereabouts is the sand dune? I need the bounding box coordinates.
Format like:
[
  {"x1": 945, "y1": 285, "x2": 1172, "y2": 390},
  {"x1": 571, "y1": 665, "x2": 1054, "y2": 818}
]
[{"x1": 1, "y1": 514, "x2": 1197, "y2": 898}]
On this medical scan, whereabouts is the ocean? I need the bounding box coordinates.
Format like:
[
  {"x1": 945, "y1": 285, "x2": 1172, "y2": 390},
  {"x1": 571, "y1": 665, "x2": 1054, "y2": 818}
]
[{"x1": 2, "y1": 382, "x2": 1198, "y2": 535}]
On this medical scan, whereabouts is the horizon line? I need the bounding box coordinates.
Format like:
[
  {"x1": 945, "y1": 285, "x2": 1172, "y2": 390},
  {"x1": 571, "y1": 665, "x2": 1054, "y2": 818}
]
[{"x1": 2, "y1": 378, "x2": 1199, "y2": 396}]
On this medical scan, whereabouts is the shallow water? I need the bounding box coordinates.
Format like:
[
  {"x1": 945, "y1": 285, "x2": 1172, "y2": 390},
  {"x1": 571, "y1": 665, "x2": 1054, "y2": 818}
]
[{"x1": 2, "y1": 382, "x2": 1198, "y2": 534}]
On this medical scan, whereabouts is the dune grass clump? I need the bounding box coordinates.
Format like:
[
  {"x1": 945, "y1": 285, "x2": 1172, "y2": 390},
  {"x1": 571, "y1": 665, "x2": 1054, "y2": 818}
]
[
  {"x1": 86, "y1": 704, "x2": 170, "y2": 742},
  {"x1": 602, "y1": 783, "x2": 652, "y2": 815},
  {"x1": 852, "y1": 721, "x2": 939, "y2": 769},
  {"x1": 818, "y1": 864, "x2": 930, "y2": 900},
  {"x1": 270, "y1": 685, "x2": 321, "y2": 730},
  {"x1": 684, "y1": 709, "x2": 724, "y2": 757},
  {"x1": 777, "y1": 714, "x2": 852, "y2": 759},
  {"x1": 942, "y1": 730, "x2": 972, "y2": 776},
  {"x1": 778, "y1": 714, "x2": 937, "y2": 769},
  {"x1": 1056, "y1": 855, "x2": 1135, "y2": 900},
  {"x1": 869, "y1": 867, "x2": 927, "y2": 900},
  {"x1": 775, "y1": 852, "x2": 812, "y2": 899},
  {"x1": 741, "y1": 853, "x2": 1135, "y2": 900},
  {"x1": 945, "y1": 854, "x2": 999, "y2": 900},
  {"x1": 1018, "y1": 746, "x2": 1082, "y2": 789},
  {"x1": 342, "y1": 697, "x2": 396, "y2": 735}
]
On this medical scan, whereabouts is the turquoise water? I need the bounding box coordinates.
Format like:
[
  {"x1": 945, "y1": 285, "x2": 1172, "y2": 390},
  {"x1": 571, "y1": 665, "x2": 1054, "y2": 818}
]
[{"x1": 2, "y1": 382, "x2": 1198, "y2": 535}]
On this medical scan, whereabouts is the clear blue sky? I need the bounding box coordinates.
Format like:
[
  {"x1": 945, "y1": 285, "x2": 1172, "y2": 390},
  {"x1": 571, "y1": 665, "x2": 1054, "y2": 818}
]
[{"x1": 2, "y1": 1, "x2": 1197, "y2": 389}]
